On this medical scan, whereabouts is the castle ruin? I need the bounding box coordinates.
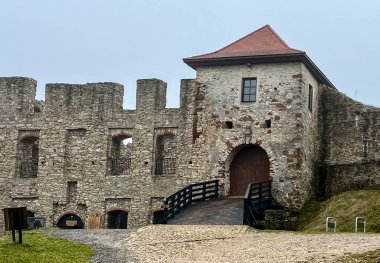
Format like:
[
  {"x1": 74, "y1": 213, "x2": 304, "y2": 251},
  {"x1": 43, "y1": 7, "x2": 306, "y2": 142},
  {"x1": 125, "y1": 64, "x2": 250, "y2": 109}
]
[{"x1": 0, "y1": 25, "x2": 379, "y2": 229}]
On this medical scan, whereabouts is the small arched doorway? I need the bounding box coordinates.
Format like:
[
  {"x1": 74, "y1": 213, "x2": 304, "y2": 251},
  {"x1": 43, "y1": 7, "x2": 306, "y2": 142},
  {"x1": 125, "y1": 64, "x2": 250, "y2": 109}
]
[
  {"x1": 107, "y1": 210, "x2": 128, "y2": 229},
  {"x1": 229, "y1": 145, "x2": 270, "y2": 196},
  {"x1": 57, "y1": 213, "x2": 84, "y2": 229}
]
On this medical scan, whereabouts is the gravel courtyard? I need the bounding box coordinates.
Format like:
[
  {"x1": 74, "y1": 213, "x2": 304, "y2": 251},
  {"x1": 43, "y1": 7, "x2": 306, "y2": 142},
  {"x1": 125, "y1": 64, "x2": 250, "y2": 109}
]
[{"x1": 46, "y1": 225, "x2": 380, "y2": 263}]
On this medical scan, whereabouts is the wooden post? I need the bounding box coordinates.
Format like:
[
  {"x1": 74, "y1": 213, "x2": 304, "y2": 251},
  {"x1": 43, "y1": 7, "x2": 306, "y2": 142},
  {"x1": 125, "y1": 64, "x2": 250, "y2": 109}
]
[
  {"x1": 189, "y1": 185, "x2": 193, "y2": 205},
  {"x1": 18, "y1": 210, "x2": 23, "y2": 243},
  {"x1": 202, "y1": 183, "x2": 206, "y2": 201},
  {"x1": 258, "y1": 182, "x2": 262, "y2": 210}
]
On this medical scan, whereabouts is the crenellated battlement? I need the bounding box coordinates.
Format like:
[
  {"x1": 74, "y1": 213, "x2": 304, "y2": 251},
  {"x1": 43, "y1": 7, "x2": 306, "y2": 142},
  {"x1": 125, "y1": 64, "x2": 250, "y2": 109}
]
[
  {"x1": 0, "y1": 77, "x2": 196, "y2": 118},
  {"x1": 45, "y1": 82, "x2": 124, "y2": 116},
  {"x1": 0, "y1": 77, "x2": 37, "y2": 115}
]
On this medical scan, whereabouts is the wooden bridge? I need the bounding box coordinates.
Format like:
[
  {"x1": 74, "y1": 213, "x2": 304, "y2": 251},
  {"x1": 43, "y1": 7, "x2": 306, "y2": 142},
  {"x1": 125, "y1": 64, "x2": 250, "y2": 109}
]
[{"x1": 161, "y1": 180, "x2": 280, "y2": 228}]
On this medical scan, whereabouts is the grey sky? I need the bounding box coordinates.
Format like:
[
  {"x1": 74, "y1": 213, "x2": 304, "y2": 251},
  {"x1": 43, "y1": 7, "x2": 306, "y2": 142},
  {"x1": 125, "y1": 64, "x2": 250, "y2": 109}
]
[{"x1": 1, "y1": 0, "x2": 379, "y2": 108}]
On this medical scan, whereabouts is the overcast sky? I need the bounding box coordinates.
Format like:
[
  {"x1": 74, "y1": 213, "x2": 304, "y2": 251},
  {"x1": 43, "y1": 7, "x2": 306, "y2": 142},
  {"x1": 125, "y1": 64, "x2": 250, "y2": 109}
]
[{"x1": 1, "y1": 0, "x2": 379, "y2": 108}]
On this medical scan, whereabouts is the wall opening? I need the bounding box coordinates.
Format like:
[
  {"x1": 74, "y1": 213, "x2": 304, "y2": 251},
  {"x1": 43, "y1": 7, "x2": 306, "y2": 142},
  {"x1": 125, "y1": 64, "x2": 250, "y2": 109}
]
[
  {"x1": 308, "y1": 84, "x2": 313, "y2": 112},
  {"x1": 265, "y1": 119, "x2": 271, "y2": 128},
  {"x1": 152, "y1": 210, "x2": 166, "y2": 224},
  {"x1": 111, "y1": 135, "x2": 133, "y2": 175},
  {"x1": 107, "y1": 210, "x2": 128, "y2": 229},
  {"x1": 229, "y1": 145, "x2": 270, "y2": 196},
  {"x1": 57, "y1": 213, "x2": 84, "y2": 229},
  {"x1": 225, "y1": 121, "x2": 233, "y2": 129},
  {"x1": 18, "y1": 136, "x2": 39, "y2": 178},
  {"x1": 155, "y1": 134, "x2": 177, "y2": 175}
]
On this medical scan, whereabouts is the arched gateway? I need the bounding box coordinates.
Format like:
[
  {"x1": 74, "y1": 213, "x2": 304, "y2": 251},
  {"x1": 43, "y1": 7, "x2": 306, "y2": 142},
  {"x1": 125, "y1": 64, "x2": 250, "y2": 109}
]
[{"x1": 229, "y1": 145, "x2": 270, "y2": 196}]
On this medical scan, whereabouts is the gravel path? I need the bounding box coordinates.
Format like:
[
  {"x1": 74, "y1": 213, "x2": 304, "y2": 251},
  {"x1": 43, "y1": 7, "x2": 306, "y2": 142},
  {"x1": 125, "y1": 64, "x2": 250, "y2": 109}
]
[
  {"x1": 45, "y1": 229, "x2": 137, "y2": 263},
  {"x1": 45, "y1": 226, "x2": 380, "y2": 263}
]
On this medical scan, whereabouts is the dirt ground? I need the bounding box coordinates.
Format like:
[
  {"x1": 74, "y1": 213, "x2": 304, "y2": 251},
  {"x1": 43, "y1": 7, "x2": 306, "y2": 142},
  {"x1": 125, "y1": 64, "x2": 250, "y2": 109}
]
[{"x1": 125, "y1": 225, "x2": 380, "y2": 263}]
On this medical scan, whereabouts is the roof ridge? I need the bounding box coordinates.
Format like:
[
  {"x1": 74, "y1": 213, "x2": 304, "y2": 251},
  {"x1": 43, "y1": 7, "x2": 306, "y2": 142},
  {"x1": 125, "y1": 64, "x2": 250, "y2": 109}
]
[
  {"x1": 214, "y1": 24, "x2": 271, "y2": 53},
  {"x1": 265, "y1": 25, "x2": 290, "y2": 48},
  {"x1": 266, "y1": 25, "x2": 305, "y2": 53},
  {"x1": 184, "y1": 25, "x2": 305, "y2": 60},
  {"x1": 185, "y1": 25, "x2": 276, "y2": 59}
]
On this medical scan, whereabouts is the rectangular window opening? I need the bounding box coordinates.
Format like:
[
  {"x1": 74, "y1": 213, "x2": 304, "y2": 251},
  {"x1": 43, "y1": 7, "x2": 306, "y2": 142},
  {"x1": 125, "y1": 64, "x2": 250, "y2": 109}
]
[
  {"x1": 225, "y1": 121, "x2": 233, "y2": 129},
  {"x1": 308, "y1": 84, "x2": 313, "y2": 112},
  {"x1": 265, "y1": 119, "x2": 271, "y2": 128},
  {"x1": 242, "y1": 78, "x2": 257, "y2": 102}
]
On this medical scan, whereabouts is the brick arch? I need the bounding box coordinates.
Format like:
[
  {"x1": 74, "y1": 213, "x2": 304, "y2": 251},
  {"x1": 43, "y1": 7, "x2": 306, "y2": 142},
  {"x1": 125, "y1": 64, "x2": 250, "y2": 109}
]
[
  {"x1": 20, "y1": 135, "x2": 39, "y2": 142},
  {"x1": 26, "y1": 209, "x2": 36, "y2": 216},
  {"x1": 112, "y1": 133, "x2": 133, "y2": 140},
  {"x1": 54, "y1": 211, "x2": 85, "y2": 226},
  {"x1": 154, "y1": 127, "x2": 178, "y2": 137}
]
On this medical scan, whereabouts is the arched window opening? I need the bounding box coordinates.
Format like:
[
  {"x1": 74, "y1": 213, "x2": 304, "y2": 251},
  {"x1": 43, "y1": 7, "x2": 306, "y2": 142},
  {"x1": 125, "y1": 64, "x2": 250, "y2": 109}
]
[
  {"x1": 57, "y1": 213, "x2": 84, "y2": 229},
  {"x1": 18, "y1": 136, "x2": 39, "y2": 178},
  {"x1": 107, "y1": 210, "x2": 128, "y2": 229},
  {"x1": 155, "y1": 134, "x2": 177, "y2": 175},
  {"x1": 111, "y1": 136, "x2": 133, "y2": 175}
]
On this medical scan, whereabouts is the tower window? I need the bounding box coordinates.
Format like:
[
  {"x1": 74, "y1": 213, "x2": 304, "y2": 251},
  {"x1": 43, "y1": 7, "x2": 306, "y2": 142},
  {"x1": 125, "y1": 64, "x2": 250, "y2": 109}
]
[
  {"x1": 308, "y1": 84, "x2": 313, "y2": 112},
  {"x1": 242, "y1": 78, "x2": 257, "y2": 102}
]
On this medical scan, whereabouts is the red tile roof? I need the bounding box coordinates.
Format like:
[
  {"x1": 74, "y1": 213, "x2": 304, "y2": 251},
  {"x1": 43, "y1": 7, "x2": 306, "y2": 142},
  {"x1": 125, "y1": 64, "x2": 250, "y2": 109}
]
[
  {"x1": 183, "y1": 25, "x2": 335, "y2": 89},
  {"x1": 185, "y1": 25, "x2": 304, "y2": 60}
]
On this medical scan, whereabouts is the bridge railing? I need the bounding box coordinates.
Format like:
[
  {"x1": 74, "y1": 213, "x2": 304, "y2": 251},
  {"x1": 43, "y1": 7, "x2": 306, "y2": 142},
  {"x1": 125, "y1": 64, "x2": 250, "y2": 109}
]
[
  {"x1": 243, "y1": 180, "x2": 272, "y2": 228},
  {"x1": 164, "y1": 179, "x2": 219, "y2": 222}
]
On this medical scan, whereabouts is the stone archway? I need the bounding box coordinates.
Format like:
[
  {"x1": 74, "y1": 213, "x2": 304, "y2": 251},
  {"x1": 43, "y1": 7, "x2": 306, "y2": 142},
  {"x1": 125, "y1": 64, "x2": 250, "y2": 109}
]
[
  {"x1": 229, "y1": 145, "x2": 270, "y2": 196},
  {"x1": 56, "y1": 213, "x2": 84, "y2": 229}
]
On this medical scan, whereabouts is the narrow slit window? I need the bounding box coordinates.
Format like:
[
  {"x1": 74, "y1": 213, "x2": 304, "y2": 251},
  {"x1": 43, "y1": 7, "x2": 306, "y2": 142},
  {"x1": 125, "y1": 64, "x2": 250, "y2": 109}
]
[
  {"x1": 265, "y1": 119, "x2": 271, "y2": 128},
  {"x1": 225, "y1": 121, "x2": 233, "y2": 129},
  {"x1": 308, "y1": 84, "x2": 313, "y2": 112},
  {"x1": 242, "y1": 78, "x2": 257, "y2": 102}
]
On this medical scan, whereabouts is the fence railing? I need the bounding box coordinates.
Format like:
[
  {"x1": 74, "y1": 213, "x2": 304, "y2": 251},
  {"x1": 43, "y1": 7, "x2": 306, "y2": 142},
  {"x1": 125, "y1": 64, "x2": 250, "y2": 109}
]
[
  {"x1": 155, "y1": 157, "x2": 176, "y2": 175},
  {"x1": 164, "y1": 179, "x2": 219, "y2": 222},
  {"x1": 111, "y1": 157, "x2": 131, "y2": 175},
  {"x1": 20, "y1": 159, "x2": 38, "y2": 178},
  {"x1": 243, "y1": 180, "x2": 272, "y2": 228}
]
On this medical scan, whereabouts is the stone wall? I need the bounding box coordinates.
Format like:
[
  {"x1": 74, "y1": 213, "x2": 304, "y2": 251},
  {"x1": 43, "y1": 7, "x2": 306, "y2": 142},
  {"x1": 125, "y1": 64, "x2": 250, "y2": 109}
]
[
  {"x1": 318, "y1": 86, "x2": 380, "y2": 197},
  {"x1": 190, "y1": 62, "x2": 321, "y2": 210},
  {"x1": 0, "y1": 61, "x2": 378, "y2": 229},
  {"x1": 0, "y1": 77, "x2": 196, "y2": 229}
]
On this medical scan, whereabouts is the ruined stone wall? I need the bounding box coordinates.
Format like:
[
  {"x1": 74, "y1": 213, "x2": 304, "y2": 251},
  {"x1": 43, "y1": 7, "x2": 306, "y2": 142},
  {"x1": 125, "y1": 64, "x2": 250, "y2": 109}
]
[
  {"x1": 0, "y1": 77, "x2": 196, "y2": 229},
  {"x1": 191, "y1": 63, "x2": 319, "y2": 210},
  {"x1": 318, "y1": 86, "x2": 380, "y2": 197},
  {"x1": 1, "y1": 61, "x2": 377, "y2": 229}
]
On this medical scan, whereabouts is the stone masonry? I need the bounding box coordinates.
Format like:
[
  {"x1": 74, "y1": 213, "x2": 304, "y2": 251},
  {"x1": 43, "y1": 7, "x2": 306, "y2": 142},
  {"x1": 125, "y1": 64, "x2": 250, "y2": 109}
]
[{"x1": 0, "y1": 25, "x2": 379, "y2": 229}]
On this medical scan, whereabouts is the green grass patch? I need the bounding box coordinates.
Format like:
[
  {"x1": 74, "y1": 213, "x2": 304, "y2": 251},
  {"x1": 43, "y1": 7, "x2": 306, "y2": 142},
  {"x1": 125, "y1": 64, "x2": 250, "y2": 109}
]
[
  {"x1": 298, "y1": 190, "x2": 380, "y2": 233},
  {"x1": 0, "y1": 230, "x2": 95, "y2": 263},
  {"x1": 340, "y1": 249, "x2": 380, "y2": 263}
]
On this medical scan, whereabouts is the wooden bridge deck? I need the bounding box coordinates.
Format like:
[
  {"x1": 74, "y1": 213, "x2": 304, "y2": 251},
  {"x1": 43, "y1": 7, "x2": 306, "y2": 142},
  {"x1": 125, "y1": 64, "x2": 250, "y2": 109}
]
[{"x1": 168, "y1": 198, "x2": 244, "y2": 225}]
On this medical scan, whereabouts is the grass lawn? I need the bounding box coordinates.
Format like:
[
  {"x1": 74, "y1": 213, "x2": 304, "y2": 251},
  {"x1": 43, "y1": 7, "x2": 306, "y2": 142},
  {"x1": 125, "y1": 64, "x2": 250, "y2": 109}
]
[
  {"x1": 0, "y1": 230, "x2": 95, "y2": 263},
  {"x1": 298, "y1": 190, "x2": 380, "y2": 233}
]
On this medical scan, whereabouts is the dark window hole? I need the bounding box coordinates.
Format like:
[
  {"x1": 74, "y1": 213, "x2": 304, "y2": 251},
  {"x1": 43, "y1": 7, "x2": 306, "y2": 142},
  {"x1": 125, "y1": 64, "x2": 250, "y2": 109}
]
[
  {"x1": 265, "y1": 119, "x2": 271, "y2": 128},
  {"x1": 225, "y1": 121, "x2": 233, "y2": 129}
]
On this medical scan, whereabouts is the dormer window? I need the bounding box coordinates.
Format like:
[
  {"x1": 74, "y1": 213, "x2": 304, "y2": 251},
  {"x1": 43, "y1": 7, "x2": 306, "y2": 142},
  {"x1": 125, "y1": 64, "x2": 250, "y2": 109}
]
[{"x1": 242, "y1": 78, "x2": 257, "y2": 102}]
